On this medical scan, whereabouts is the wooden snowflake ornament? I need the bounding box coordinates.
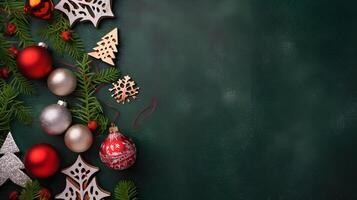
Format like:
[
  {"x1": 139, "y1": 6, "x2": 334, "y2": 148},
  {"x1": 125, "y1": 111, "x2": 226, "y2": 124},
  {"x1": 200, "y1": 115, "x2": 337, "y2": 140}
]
[
  {"x1": 55, "y1": 0, "x2": 114, "y2": 27},
  {"x1": 55, "y1": 155, "x2": 110, "y2": 200},
  {"x1": 109, "y1": 75, "x2": 139, "y2": 104},
  {"x1": 88, "y1": 28, "x2": 118, "y2": 66}
]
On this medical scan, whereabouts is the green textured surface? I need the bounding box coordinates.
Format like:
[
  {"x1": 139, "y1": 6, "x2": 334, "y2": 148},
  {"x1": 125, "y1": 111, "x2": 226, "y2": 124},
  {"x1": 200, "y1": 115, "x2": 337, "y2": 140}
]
[{"x1": 2, "y1": 0, "x2": 357, "y2": 199}]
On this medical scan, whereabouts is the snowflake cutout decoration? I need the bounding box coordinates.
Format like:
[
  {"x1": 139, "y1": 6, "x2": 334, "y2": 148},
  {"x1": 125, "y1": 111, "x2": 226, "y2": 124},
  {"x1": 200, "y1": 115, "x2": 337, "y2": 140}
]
[
  {"x1": 55, "y1": 155, "x2": 110, "y2": 200},
  {"x1": 109, "y1": 75, "x2": 139, "y2": 104},
  {"x1": 55, "y1": 0, "x2": 114, "y2": 27},
  {"x1": 88, "y1": 28, "x2": 118, "y2": 66}
]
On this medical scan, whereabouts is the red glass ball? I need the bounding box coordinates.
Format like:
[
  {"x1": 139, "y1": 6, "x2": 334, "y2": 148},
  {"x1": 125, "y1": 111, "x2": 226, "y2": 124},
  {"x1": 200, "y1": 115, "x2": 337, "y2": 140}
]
[
  {"x1": 16, "y1": 46, "x2": 52, "y2": 79},
  {"x1": 24, "y1": 144, "x2": 60, "y2": 178}
]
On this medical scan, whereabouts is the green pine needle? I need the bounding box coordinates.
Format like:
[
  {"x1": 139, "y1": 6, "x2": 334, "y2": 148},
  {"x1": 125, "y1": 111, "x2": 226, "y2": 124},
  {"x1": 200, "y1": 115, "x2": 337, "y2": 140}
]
[
  {"x1": 114, "y1": 180, "x2": 139, "y2": 200},
  {"x1": 19, "y1": 180, "x2": 41, "y2": 200}
]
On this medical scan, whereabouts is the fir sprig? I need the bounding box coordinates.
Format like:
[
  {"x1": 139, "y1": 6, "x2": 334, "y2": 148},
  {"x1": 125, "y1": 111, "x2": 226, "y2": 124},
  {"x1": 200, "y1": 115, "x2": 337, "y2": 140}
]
[
  {"x1": 39, "y1": 11, "x2": 85, "y2": 60},
  {"x1": 72, "y1": 55, "x2": 120, "y2": 134},
  {"x1": 114, "y1": 180, "x2": 139, "y2": 200},
  {"x1": 19, "y1": 180, "x2": 41, "y2": 200}
]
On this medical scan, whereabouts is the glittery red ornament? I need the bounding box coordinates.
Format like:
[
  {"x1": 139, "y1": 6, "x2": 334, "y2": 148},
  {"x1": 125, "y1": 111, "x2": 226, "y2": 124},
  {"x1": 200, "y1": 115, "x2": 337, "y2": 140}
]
[
  {"x1": 16, "y1": 44, "x2": 52, "y2": 79},
  {"x1": 24, "y1": 0, "x2": 54, "y2": 20},
  {"x1": 60, "y1": 31, "x2": 72, "y2": 42},
  {"x1": 5, "y1": 23, "x2": 16, "y2": 36},
  {"x1": 24, "y1": 144, "x2": 60, "y2": 178},
  {"x1": 99, "y1": 124, "x2": 136, "y2": 170}
]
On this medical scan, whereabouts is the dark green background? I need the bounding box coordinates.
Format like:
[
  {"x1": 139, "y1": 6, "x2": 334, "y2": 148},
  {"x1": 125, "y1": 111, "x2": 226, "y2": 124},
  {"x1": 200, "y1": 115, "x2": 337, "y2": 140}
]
[{"x1": 2, "y1": 0, "x2": 357, "y2": 199}]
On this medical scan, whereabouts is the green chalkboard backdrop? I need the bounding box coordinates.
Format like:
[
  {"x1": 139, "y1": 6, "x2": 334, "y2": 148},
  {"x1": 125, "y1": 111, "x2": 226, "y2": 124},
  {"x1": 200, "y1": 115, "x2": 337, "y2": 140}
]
[{"x1": 1, "y1": 0, "x2": 357, "y2": 199}]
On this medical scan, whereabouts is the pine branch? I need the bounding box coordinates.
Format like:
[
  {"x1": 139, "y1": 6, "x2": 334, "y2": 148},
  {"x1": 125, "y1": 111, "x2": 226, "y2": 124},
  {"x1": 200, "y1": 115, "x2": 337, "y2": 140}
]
[
  {"x1": 39, "y1": 11, "x2": 85, "y2": 60},
  {"x1": 92, "y1": 67, "x2": 120, "y2": 84},
  {"x1": 114, "y1": 180, "x2": 138, "y2": 200},
  {"x1": 19, "y1": 180, "x2": 41, "y2": 200}
]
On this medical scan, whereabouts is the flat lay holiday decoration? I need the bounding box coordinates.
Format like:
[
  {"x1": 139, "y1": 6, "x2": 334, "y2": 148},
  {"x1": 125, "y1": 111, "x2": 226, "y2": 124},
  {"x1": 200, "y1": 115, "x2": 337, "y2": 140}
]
[
  {"x1": 39, "y1": 100, "x2": 72, "y2": 135},
  {"x1": 109, "y1": 75, "x2": 140, "y2": 104},
  {"x1": 24, "y1": 144, "x2": 60, "y2": 178},
  {"x1": 55, "y1": 0, "x2": 114, "y2": 27},
  {"x1": 0, "y1": 133, "x2": 31, "y2": 187},
  {"x1": 88, "y1": 28, "x2": 118, "y2": 66},
  {"x1": 56, "y1": 155, "x2": 110, "y2": 200},
  {"x1": 100, "y1": 124, "x2": 137, "y2": 170},
  {"x1": 24, "y1": 0, "x2": 54, "y2": 20},
  {"x1": 16, "y1": 43, "x2": 53, "y2": 79},
  {"x1": 64, "y1": 124, "x2": 93, "y2": 153},
  {"x1": 47, "y1": 68, "x2": 77, "y2": 96}
]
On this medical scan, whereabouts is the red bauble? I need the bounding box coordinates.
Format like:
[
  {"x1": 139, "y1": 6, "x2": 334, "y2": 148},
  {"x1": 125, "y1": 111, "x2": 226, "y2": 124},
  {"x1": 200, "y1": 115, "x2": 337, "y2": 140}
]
[
  {"x1": 24, "y1": 144, "x2": 60, "y2": 178},
  {"x1": 24, "y1": 0, "x2": 54, "y2": 20},
  {"x1": 60, "y1": 31, "x2": 72, "y2": 42},
  {"x1": 8, "y1": 191, "x2": 18, "y2": 200},
  {"x1": 87, "y1": 120, "x2": 98, "y2": 131},
  {"x1": 0, "y1": 67, "x2": 10, "y2": 79},
  {"x1": 39, "y1": 188, "x2": 51, "y2": 200},
  {"x1": 16, "y1": 45, "x2": 52, "y2": 79},
  {"x1": 99, "y1": 124, "x2": 136, "y2": 170},
  {"x1": 5, "y1": 23, "x2": 16, "y2": 36}
]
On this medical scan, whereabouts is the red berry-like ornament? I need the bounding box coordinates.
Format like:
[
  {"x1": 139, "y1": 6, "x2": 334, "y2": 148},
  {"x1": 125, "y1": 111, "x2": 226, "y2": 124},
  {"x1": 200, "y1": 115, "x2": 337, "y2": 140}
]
[
  {"x1": 24, "y1": 143, "x2": 60, "y2": 178},
  {"x1": 24, "y1": 0, "x2": 54, "y2": 20},
  {"x1": 39, "y1": 188, "x2": 51, "y2": 200},
  {"x1": 8, "y1": 46, "x2": 19, "y2": 57},
  {"x1": 87, "y1": 120, "x2": 98, "y2": 131},
  {"x1": 0, "y1": 67, "x2": 10, "y2": 79},
  {"x1": 8, "y1": 191, "x2": 18, "y2": 200},
  {"x1": 5, "y1": 23, "x2": 16, "y2": 36},
  {"x1": 60, "y1": 31, "x2": 72, "y2": 42},
  {"x1": 99, "y1": 123, "x2": 137, "y2": 170},
  {"x1": 16, "y1": 43, "x2": 52, "y2": 79}
]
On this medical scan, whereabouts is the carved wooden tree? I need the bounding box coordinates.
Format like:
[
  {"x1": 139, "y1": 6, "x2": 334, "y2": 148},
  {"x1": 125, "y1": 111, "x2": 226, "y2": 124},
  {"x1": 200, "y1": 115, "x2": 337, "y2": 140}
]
[
  {"x1": 56, "y1": 155, "x2": 110, "y2": 200},
  {"x1": 0, "y1": 132, "x2": 31, "y2": 187},
  {"x1": 88, "y1": 28, "x2": 118, "y2": 66}
]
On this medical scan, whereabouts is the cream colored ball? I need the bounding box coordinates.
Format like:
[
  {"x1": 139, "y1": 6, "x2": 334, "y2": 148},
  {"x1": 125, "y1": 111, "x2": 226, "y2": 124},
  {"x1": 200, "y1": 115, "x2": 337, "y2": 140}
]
[
  {"x1": 64, "y1": 124, "x2": 93, "y2": 153},
  {"x1": 47, "y1": 68, "x2": 77, "y2": 96}
]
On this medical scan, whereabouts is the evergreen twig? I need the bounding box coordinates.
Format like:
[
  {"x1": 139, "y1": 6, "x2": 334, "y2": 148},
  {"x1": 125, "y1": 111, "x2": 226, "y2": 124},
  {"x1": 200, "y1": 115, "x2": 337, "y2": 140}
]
[
  {"x1": 19, "y1": 180, "x2": 41, "y2": 200},
  {"x1": 114, "y1": 180, "x2": 139, "y2": 200}
]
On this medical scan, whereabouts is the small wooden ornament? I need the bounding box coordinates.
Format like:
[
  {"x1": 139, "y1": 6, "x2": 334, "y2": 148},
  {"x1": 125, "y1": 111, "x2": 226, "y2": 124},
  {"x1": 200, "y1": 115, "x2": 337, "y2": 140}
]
[
  {"x1": 109, "y1": 75, "x2": 139, "y2": 104},
  {"x1": 55, "y1": 0, "x2": 114, "y2": 27},
  {"x1": 55, "y1": 155, "x2": 110, "y2": 200},
  {"x1": 88, "y1": 28, "x2": 118, "y2": 66}
]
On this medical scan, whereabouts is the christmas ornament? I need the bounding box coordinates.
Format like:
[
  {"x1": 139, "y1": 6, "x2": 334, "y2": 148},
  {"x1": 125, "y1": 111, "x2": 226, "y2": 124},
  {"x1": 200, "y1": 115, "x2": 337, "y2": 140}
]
[
  {"x1": 87, "y1": 120, "x2": 98, "y2": 131},
  {"x1": 60, "y1": 31, "x2": 72, "y2": 42},
  {"x1": 64, "y1": 124, "x2": 93, "y2": 153},
  {"x1": 24, "y1": 143, "x2": 60, "y2": 178},
  {"x1": 8, "y1": 46, "x2": 19, "y2": 57},
  {"x1": 39, "y1": 100, "x2": 72, "y2": 135},
  {"x1": 99, "y1": 124, "x2": 136, "y2": 170},
  {"x1": 16, "y1": 43, "x2": 52, "y2": 79},
  {"x1": 39, "y1": 188, "x2": 51, "y2": 200},
  {"x1": 24, "y1": 0, "x2": 54, "y2": 20},
  {"x1": 88, "y1": 28, "x2": 118, "y2": 66},
  {"x1": 109, "y1": 75, "x2": 139, "y2": 104},
  {"x1": 55, "y1": 155, "x2": 111, "y2": 200},
  {"x1": 8, "y1": 191, "x2": 18, "y2": 200},
  {"x1": 47, "y1": 68, "x2": 77, "y2": 96},
  {"x1": 0, "y1": 67, "x2": 10, "y2": 79},
  {"x1": 0, "y1": 132, "x2": 31, "y2": 187},
  {"x1": 55, "y1": 0, "x2": 114, "y2": 27},
  {"x1": 5, "y1": 23, "x2": 16, "y2": 36}
]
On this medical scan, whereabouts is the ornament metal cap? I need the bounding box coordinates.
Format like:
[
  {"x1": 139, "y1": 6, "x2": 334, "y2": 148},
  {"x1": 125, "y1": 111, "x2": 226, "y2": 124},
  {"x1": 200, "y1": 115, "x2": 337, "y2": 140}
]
[
  {"x1": 38, "y1": 42, "x2": 48, "y2": 48},
  {"x1": 109, "y1": 123, "x2": 118, "y2": 133},
  {"x1": 57, "y1": 100, "x2": 67, "y2": 107}
]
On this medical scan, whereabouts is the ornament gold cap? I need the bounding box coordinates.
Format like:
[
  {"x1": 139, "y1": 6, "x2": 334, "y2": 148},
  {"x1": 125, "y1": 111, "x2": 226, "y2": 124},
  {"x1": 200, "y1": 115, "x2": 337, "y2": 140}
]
[
  {"x1": 38, "y1": 42, "x2": 48, "y2": 48},
  {"x1": 57, "y1": 100, "x2": 67, "y2": 107},
  {"x1": 109, "y1": 123, "x2": 118, "y2": 133}
]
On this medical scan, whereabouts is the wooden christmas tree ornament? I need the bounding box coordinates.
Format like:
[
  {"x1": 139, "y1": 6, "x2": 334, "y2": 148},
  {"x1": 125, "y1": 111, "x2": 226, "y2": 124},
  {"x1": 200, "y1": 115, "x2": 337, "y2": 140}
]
[
  {"x1": 109, "y1": 75, "x2": 139, "y2": 104},
  {"x1": 88, "y1": 28, "x2": 118, "y2": 66},
  {"x1": 55, "y1": 155, "x2": 110, "y2": 200}
]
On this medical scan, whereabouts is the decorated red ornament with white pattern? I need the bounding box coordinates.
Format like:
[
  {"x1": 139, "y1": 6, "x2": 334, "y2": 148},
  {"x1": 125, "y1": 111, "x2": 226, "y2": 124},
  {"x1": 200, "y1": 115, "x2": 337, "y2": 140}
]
[{"x1": 99, "y1": 124, "x2": 136, "y2": 170}]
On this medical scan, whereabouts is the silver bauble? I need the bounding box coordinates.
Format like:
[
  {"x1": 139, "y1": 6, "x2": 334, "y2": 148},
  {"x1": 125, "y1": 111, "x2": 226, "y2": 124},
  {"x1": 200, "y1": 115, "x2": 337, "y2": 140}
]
[
  {"x1": 39, "y1": 100, "x2": 72, "y2": 135},
  {"x1": 47, "y1": 68, "x2": 77, "y2": 96},
  {"x1": 64, "y1": 124, "x2": 93, "y2": 153}
]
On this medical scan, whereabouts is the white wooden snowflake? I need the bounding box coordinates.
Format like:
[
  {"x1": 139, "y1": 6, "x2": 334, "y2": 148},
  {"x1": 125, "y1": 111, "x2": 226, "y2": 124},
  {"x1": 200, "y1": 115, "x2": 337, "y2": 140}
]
[
  {"x1": 55, "y1": 0, "x2": 114, "y2": 27},
  {"x1": 88, "y1": 28, "x2": 118, "y2": 66},
  {"x1": 109, "y1": 75, "x2": 139, "y2": 104},
  {"x1": 55, "y1": 155, "x2": 110, "y2": 200}
]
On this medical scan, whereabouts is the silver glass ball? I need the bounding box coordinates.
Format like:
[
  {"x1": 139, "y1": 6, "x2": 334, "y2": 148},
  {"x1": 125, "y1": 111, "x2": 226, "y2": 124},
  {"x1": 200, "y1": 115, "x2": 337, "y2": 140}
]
[
  {"x1": 47, "y1": 68, "x2": 77, "y2": 96},
  {"x1": 39, "y1": 102, "x2": 72, "y2": 135},
  {"x1": 64, "y1": 124, "x2": 93, "y2": 153}
]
